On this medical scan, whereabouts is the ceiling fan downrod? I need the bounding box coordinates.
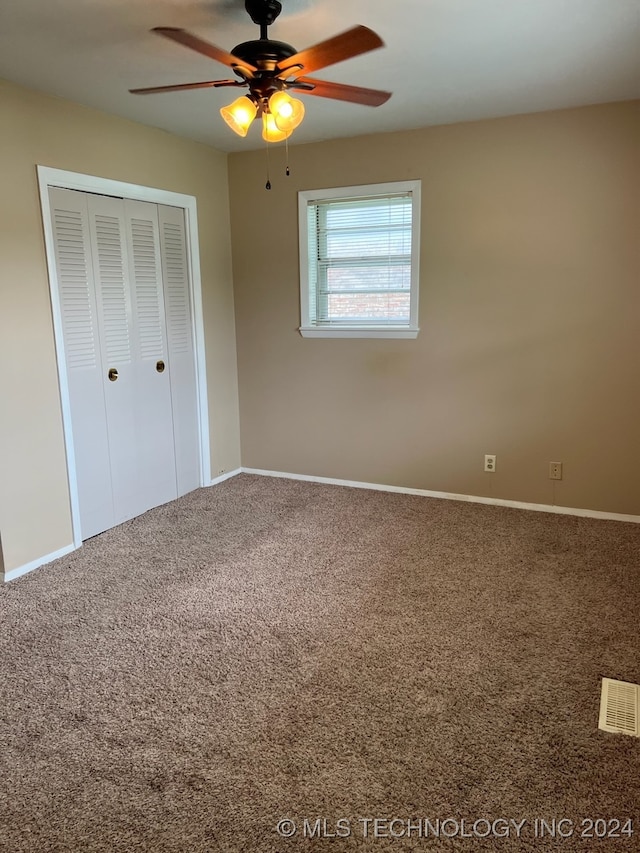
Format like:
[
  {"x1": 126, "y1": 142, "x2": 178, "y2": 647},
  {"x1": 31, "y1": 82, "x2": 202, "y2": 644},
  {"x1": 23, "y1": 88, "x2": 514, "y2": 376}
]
[{"x1": 245, "y1": 0, "x2": 283, "y2": 40}]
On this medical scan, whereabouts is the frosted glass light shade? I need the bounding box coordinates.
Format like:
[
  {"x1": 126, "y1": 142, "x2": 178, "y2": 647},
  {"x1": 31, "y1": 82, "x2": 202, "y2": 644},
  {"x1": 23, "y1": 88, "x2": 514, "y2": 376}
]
[
  {"x1": 220, "y1": 96, "x2": 257, "y2": 137},
  {"x1": 262, "y1": 112, "x2": 290, "y2": 143},
  {"x1": 269, "y1": 91, "x2": 305, "y2": 132}
]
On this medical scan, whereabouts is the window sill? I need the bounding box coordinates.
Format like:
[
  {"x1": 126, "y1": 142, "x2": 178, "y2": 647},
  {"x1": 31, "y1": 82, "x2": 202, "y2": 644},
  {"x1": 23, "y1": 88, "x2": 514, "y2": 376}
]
[{"x1": 299, "y1": 327, "x2": 420, "y2": 339}]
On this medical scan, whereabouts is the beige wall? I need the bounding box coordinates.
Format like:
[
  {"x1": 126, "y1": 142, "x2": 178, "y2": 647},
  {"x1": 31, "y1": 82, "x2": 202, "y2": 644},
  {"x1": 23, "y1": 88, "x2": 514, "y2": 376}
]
[
  {"x1": 1, "y1": 89, "x2": 637, "y2": 577},
  {"x1": 229, "y1": 101, "x2": 640, "y2": 516},
  {"x1": 0, "y1": 79, "x2": 241, "y2": 574}
]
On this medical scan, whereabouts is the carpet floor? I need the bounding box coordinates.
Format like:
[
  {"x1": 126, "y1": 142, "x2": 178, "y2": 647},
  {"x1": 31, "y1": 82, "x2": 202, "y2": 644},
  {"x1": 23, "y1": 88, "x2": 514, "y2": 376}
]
[{"x1": 1, "y1": 474, "x2": 639, "y2": 852}]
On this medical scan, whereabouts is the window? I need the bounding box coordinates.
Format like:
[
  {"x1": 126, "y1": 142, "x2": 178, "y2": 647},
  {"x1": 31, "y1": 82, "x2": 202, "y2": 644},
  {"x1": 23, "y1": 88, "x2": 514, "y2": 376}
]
[{"x1": 298, "y1": 181, "x2": 421, "y2": 338}]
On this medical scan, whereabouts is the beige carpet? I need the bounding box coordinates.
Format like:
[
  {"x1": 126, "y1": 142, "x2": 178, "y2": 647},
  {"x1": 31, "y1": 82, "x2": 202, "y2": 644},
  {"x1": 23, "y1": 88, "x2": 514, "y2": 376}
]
[{"x1": 1, "y1": 474, "x2": 639, "y2": 852}]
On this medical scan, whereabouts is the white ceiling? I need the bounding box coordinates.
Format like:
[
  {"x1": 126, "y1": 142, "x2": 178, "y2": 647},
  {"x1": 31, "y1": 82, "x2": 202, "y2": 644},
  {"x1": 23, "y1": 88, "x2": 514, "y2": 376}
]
[{"x1": 1, "y1": 0, "x2": 639, "y2": 152}]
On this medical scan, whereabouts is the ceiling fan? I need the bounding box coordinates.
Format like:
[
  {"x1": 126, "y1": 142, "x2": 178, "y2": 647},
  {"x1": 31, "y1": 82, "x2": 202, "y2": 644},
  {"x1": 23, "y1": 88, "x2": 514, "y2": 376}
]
[{"x1": 129, "y1": 0, "x2": 391, "y2": 143}]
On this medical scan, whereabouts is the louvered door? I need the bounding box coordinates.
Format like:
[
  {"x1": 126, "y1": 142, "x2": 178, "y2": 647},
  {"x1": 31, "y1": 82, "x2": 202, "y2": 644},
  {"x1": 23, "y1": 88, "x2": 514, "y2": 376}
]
[
  {"x1": 49, "y1": 188, "x2": 115, "y2": 538},
  {"x1": 158, "y1": 205, "x2": 200, "y2": 497},
  {"x1": 87, "y1": 193, "x2": 148, "y2": 527},
  {"x1": 123, "y1": 199, "x2": 177, "y2": 513},
  {"x1": 48, "y1": 189, "x2": 199, "y2": 541}
]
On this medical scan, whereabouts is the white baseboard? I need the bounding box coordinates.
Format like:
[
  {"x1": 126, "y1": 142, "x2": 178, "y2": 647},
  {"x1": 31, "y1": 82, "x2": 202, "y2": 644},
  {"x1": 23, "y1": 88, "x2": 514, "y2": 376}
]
[
  {"x1": 209, "y1": 468, "x2": 242, "y2": 486},
  {"x1": 7, "y1": 468, "x2": 635, "y2": 582},
  {"x1": 3, "y1": 543, "x2": 77, "y2": 583},
  {"x1": 241, "y1": 467, "x2": 640, "y2": 525}
]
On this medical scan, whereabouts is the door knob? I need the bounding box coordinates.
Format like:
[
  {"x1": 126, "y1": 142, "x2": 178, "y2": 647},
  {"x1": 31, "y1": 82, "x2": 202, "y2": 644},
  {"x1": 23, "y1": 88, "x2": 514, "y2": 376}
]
[
  {"x1": 156, "y1": 360, "x2": 165, "y2": 373},
  {"x1": 108, "y1": 368, "x2": 118, "y2": 382}
]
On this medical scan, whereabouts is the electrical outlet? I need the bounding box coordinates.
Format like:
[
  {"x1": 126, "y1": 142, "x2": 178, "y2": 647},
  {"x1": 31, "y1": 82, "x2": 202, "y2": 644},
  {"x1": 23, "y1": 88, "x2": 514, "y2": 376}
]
[
  {"x1": 484, "y1": 454, "x2": 496, "y2": 473},
  {"x1": 549, "y1": 462, "x2": 563, "y2": 480}
]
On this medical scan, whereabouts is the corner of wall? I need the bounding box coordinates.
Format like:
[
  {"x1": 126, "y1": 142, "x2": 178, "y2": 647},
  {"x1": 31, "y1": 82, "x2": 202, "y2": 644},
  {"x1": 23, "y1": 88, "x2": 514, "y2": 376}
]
[{"x1": 0, "y1": 532, "x2": 5, "y2": 582}]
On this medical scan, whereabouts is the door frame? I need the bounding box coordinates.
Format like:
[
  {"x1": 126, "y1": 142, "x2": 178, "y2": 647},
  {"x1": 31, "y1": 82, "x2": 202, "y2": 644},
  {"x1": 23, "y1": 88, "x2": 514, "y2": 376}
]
[{"x1": 37, "y1": 165, "x2": 211, "y2": 548}]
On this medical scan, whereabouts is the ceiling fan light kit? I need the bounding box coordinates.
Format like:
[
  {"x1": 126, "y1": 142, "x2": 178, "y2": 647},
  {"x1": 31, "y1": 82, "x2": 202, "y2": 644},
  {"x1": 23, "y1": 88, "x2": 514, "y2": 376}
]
[
  {"x1": 129, "y1": 0, "x2": 391, "y2": 146},
  {"x1": 220, "y1": 95, "x2": 258, "y2": 137},
  {"x1": 262, "y1": 111, "x2": 289, "y2": 142},
  {"x1": 269, "y1": 90, "x2": 305, "y2": 133}
]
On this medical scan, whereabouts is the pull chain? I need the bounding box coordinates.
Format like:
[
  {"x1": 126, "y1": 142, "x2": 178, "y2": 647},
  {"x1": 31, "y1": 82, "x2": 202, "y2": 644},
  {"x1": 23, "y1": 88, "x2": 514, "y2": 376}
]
[
  {"x1": 285, "y1": 135, "x2": 290, "y2": 176},
  {"x1": 265, "y1": 135, "x2": 272, "y2": 190}
]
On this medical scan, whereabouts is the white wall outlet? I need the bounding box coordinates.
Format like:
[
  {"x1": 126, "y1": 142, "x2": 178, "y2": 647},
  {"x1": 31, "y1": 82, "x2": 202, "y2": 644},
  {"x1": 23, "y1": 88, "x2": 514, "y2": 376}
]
[
  {"x1": 549, "y1": 462, "x2": 563, "y2": 480},
  {"x1": 484, "y1": 454, "x2": 496, "y2": 473}
]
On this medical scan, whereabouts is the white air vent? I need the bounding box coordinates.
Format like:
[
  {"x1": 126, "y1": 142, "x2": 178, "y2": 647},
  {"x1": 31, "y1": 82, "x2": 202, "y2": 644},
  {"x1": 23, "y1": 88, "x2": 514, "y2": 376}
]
[{"x1": 599, "y1": 678, "x2": 639, "y2": 737}]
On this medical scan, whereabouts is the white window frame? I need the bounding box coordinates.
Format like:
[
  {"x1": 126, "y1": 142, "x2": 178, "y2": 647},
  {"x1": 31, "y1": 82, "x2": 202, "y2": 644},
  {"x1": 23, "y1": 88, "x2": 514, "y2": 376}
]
[{"x1": 298, "y1": 180, "x2": 421, "y2": 339}]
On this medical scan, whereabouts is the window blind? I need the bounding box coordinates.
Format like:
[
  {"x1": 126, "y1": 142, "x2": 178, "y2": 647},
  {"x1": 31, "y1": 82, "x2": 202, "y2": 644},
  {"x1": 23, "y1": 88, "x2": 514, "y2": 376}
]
[{"x1": 306, "y1": 192, "x2": 413, "y2": 326}]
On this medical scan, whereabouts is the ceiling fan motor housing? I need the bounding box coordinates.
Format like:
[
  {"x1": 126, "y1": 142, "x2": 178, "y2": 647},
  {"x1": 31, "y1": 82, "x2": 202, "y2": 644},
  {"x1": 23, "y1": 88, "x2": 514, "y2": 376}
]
[
  {"x1": 235, "y1": 0, "x2": 295, "y2": 95},
  {"x1": 232, "y1": 39, "x2": 297, "y2": 70},
  {"x1": 232, "y1": 34, "x2": 298, "y2": 103}
]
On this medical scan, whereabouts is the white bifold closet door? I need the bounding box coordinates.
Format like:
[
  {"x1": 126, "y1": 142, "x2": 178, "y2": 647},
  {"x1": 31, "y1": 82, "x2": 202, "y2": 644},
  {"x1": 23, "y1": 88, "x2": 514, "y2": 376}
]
[{"x1": 49, "y1": 187, "x2": 200, "y2": 540}]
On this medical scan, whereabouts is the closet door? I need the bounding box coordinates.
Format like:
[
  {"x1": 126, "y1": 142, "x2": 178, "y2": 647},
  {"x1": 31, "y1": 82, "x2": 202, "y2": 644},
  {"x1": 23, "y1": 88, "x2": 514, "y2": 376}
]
[
  {"x1": 49, "y1": 189, "x2": 198, "y2": 542},
  {"x1": 49, "y1": 187, "x2": 114, "y2": 539},
  {"x1": 85, "y1": 193, "x2": 148, "y2": 526},
  {"x1": 123, "y1": 199, "x2": 178, "y2": 512},
  {"x1": 159, "y1": 205, "x2": 200, "y2": 496}
]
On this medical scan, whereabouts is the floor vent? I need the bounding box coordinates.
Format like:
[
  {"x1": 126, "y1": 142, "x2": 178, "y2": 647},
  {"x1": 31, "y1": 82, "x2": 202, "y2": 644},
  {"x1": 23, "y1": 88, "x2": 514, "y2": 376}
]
[{"x1": 598, "y1": 678, "x2": 639, "y2": 737}]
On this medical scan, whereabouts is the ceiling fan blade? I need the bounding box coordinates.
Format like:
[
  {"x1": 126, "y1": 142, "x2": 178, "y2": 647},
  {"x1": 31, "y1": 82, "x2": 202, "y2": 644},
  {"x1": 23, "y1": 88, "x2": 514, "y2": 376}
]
[
  {"x1": 129, "y1": 80, "x2": 243, "y2": 95},
  {"x1": 152, "y1": 27, "x2": 258, "y2": 74},
  {"x1": 276, "y1": 25, "x2": 383, "y2": 76},
  {"x1": 290, "y1": 77, "x2": 391, "y2": 107}
]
